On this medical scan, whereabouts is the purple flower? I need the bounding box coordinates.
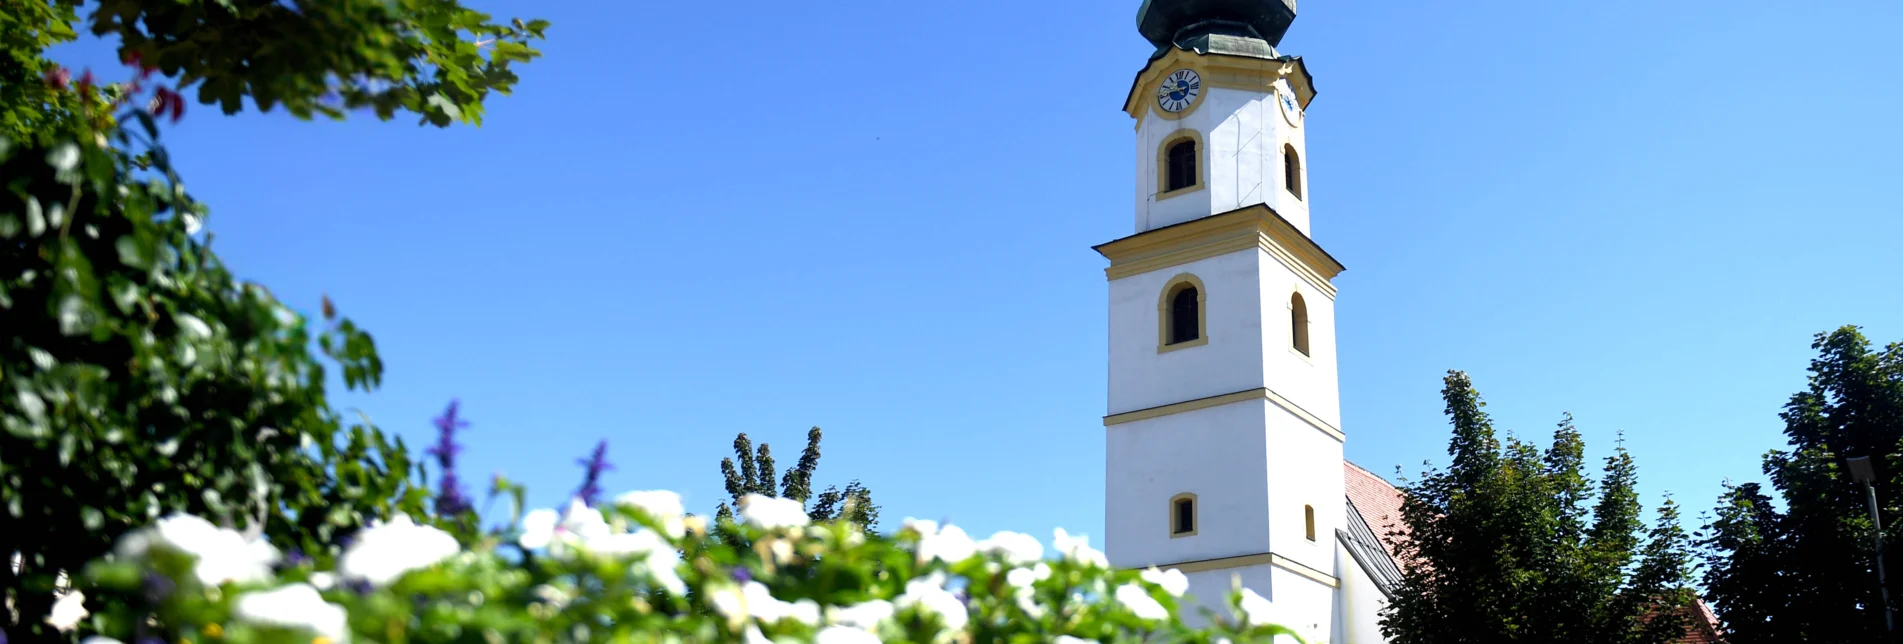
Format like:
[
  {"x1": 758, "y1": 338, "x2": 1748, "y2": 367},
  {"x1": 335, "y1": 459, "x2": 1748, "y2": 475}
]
[
  {"x1": 429, "y1": 399, "x2": 473, "y2": 515},
  {"x1": 574, "y1": 440, "x2": 614, "y2": 507},
  {"x1": 732, "y1": 567, "x2": 753, "y2": 584},
  {"x1": 142, "y1": 570, "x2": 175, "y2": 603}
]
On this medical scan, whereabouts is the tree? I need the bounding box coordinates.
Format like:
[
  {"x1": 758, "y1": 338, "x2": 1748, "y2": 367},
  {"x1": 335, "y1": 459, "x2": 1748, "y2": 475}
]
[
  {"x1": 0, "y1": 0, "x2": 546, "y2": 638},
  {"x1": 1701, "y1": 326, "x2": 1903, "y2": 643},
  {"x1": 1382, "y1": 371, "x2": 1696, "y2": 644},
  {"x1": 713, "y1": 428, "x2": 878, "y2": 529}
]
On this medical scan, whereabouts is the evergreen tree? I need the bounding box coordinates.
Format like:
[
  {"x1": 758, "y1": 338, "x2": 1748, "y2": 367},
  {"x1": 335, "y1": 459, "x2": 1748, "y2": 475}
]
[
  {"x1": 713, "y1": 427, "x2": 878, "y2": 529},
  {"x1": 1701, "y1": 326, "x2": 1903, "y2": 643},
  {"x1": 1382, "y1": 371, "x2": 1694, "y2": 644}
]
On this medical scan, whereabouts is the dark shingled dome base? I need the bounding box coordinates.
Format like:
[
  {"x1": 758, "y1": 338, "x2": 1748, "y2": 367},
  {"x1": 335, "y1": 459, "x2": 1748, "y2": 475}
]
[{"x1": 1137, "y1": 0, "x2": 1297, "y2": 49}]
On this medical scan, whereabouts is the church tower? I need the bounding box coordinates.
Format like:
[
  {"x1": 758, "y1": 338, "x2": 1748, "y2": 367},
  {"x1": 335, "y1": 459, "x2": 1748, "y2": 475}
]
[{"x1": 1096, "y1": 0, "x2": 1346, "y2": 638}]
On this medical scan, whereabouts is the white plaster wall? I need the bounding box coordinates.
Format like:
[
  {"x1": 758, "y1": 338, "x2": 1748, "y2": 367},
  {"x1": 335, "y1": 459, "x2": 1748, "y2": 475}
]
[
  {"x1": 1106, "y1": 248, "x2": 1265, "y2": 415},
  {"x1": 1335, "y1": 546, "x2": 1391, "y2": 644},
  {"x1": 1255, "y1": 248, "x2": 1342, "y2": 430},
  {"x1": 1270, "y1": 567, "x2": 1339, "y2": 644},
  {"x1": 1177, "y1": 566, "x2": 1277, "y2": 629},
  {"x1": 1176, "y1": 565, "x2": 1335, "y2": 641},
  {"x1": 1105, "y1": 400, "x2": 1271, "y2": 569},
  {"x1": 1265, "y1": 404, "x2": 1346, "y2": 575},
  {"x1": 1136, "y1": 86, "x2": 1309, "y2": 235},
  {"x1": 1269, "y1": 84, "x2": 1313, "y2": 238}
]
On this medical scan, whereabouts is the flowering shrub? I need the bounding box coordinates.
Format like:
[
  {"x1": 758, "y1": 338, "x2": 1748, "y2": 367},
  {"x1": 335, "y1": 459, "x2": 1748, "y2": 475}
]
[{"x1": 69, "y1": 491, "x2": 1308, "y2": 643}]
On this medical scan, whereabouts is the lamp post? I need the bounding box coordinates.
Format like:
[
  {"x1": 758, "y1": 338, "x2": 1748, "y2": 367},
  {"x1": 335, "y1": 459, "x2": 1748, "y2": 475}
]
[{"x1": 1849, "y1": 455, "x2": 1894, "y2": 634}]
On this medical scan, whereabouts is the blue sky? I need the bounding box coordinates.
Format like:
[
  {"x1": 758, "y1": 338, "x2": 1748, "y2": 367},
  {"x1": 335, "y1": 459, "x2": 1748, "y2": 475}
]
[{"x1": 50, "y1": 0, "x2": 1903, "y2": 546}]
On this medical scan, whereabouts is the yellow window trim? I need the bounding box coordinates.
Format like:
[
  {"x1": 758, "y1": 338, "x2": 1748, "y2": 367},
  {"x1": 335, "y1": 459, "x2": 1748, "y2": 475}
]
[
  {"x1": 1157, "y1": 273, "x2": 1208, "y2": 353},
  {"x1": 1102, "y1": 386, "x2": 1345, "y2": 442},
  {"x1": 1170, "y1": 492, "x2": 1199, "y2": 538},
  {"x1": 1139, "y1": 552, "x2": 1340, "y2": 588},
  {"x1": 1155, "y1": 129, "x2": 1206, "y2": 201},
  {"x1": 1094, "y1": 204, "x2": 1344, "y2": 299}
]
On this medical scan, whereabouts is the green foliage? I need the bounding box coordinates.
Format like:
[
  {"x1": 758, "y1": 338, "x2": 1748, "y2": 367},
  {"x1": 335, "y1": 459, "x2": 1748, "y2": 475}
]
[
  {"x1": 73, "y1": 489, "x2": 1311, "y2": 643},
  {"x1": 88, "y1": 0, "x2": 547, "y2": 126},
  {"x1": 1700, "y1": 326, "x2": 1903, "y2": 643},
  {"x1": 0, "y1": 0, "x2": 548, "y2": 637},
  {"x1": 716, "y1": 428, "x2": 881, "y2": 530},
  {"x1": 0, "y1": 0, "x2": 82, "y2": 143},
  {"x1": 0, "y1": 81, "x2": 431, "y2": 640},
  {"x1": 1381, "y1": 371, "x2": 1695, "y2": 644}
]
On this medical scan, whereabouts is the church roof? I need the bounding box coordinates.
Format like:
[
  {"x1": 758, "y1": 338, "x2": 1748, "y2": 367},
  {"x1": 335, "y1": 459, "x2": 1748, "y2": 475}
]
[
  {"x1": 1344, "y1": 461, "x2": 1408, "y2": 559},
  {"x1": 1339, "y1": 493, "x2": 1406, "y2": 599}
]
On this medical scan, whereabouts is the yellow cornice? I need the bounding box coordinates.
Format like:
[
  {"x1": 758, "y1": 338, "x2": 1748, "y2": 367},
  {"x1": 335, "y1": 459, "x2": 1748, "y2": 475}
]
[
  {"x1": 1103, "y1": 386, "x2": 1344, "y2": 442},
  {"x1": 1092, "y1": 205, "x2": 1345, "y2": 299},
  {"x1": 1124, "y1": 50, "x2": 1316, "y2": 125},
  {"x1": 1139, "y1": 551, "x2": 1339, "y2": 588}
]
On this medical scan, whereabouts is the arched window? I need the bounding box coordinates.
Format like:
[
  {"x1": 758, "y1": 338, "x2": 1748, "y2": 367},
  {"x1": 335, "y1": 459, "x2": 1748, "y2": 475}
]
[
  {"x1": 1166, "y1": 139, "x2": 1199, "y2": 192},
  {"x1": 1171, "y1": 493, "x2": 1197, "y2": 537},
  {"x1": 1169, "y1": 287, "x2": 1199, "y2": 345},
  {"x1": 1290, "y1": 292, "x2": 1310, "y2": 356},
  {"x1": 1283, "y1": 144, "x2": 1303, "y2": 200},
  {"x1": 1304, "y1": 505, "x2": 1317, "y2": 541},
  {"x1": 1158, "y1": 274, "x2": 1208, "y2": 352}
]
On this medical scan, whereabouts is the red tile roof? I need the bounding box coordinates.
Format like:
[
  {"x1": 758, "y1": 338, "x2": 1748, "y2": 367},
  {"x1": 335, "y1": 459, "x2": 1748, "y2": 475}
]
[
  {"x1": 1342, "y1": 460, "x2": 1724, "y2": 644},
  {"x1": 1344, "y1": 461, "x2": 1409, "y2": 561}
]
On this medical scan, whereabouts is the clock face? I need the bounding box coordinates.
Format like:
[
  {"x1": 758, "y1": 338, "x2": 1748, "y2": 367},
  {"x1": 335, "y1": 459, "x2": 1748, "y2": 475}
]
[
  {"x1": 1157, "y1": 69, "x2": 1201, "y2": 113},
  {"x1": 1276, "y1": 80, "x2": 1303, "y2": 125}
]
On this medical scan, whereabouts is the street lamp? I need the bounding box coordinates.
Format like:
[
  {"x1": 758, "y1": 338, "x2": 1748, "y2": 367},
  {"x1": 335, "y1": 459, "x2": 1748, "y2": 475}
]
[{"x1": 1848, "y1": 455, "x2": 1894, "y2": 633}]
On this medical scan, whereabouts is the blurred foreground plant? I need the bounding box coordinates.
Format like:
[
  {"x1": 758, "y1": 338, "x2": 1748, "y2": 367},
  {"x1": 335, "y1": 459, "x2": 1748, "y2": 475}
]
[{"x1": 74, "y1": 487, "x2": 1309, "y2": 643}]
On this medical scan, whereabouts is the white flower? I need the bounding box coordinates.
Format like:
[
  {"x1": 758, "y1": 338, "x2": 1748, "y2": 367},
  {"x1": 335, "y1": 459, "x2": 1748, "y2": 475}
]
[
  {"x1": 614, "y1": 490, "x2": 687, "y2": 538},
  {"x1": 338, "y1": 514, "x2": 460, "y2": 586},
  {"x1": 582, "y1": 528, "x2": 687, "y2": 595},
  {"x1": 788, "y1": 599, "x2": 823, "y2": 626},
  {"x1": 309, "y1": 572, "x2": 337, "y2": 591},
  {"x1": 712, "y1": 580, "x2": 817, "y2": 625},
  {"x1": 827, "y1": 599, "x2": 895, "y2": 629},
  {"x1": 1052, "y1": 528, "x2": 1109, "y2": 568},
  {"x1": 81, "y1": 638, "x2": 125, "y2": 644},
  {"x1": 816, "y1": 625, "x2": 884, "y2": 644},
  {"x1": 1005, "y1": 562, "x2": 1052, "y2": 589},
  {"x1": 977, "y1": 531, "x2": 1043, "y2": 564},
  {"x1": 233, "y1": 583, "x2": 350, "y2": 643},
  {"x1": 116, "y1": 514, "x2": 278, "y2": 586},
  {"x1": 739, "y1": 494, "x2": 810, "y2": 529},
  {"x1": 520, "y1": 499, "x2": 611, "y2": 555},
  {"x1": 743, "y1": 625, "x2": 773, "y2": 644},
  {"x1": 1054, "y1": 637, "x2": 1099, "y2": 644},
  {"x1": 1140, "y1": 567, "x2": 1190, "y2": 597},
  {"x1": 45, "y1": 590, "x2": 88, "y2": 632},
  {"x1": 1239, "y1": 587, "x2": 1275, "y2": 626},
  {"x1": 896, "y1": 573, "x2": 968, "y2": 630},
  {"x1": 1013, "y1": 586, "x2": 1045, "y2": 619},
  {"x1": 586, "y1": 528, "x2": 666, "y2": 557},
  {"x1": 520, "y1": 508, "x2": 560, "y2": 549},
  {"x1": 915, "y1": 523, "x2": 977, "y2": 565},
  {"x1": 710, "y1": 583, "x2": 748, "y2": 620},
  {"x1": 901, "y1": 517, "x2": 938, "y2": 536},
  {"x1": 1115, "y1": 583, "x2": 1169, "y2": 621}
]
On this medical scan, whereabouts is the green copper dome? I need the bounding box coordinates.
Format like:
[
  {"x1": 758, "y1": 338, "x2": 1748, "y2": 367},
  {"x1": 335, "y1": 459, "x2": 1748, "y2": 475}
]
[{"x1": 1136, "y1": 0, "x2": 1297, "y2": 49}]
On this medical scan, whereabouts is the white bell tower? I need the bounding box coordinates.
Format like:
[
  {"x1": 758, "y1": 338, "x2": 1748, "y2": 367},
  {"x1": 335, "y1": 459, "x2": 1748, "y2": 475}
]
[{"x1": 1097, "y1": 1, "x2": 1347, "y2": 639}]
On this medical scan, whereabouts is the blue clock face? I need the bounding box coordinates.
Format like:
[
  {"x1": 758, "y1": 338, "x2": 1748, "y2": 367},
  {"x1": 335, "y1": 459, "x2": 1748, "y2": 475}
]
[
  {"x1": 1277, "y1": 83, "x2": 1303, "y2": 125},
  {"x1": 1157, "y1": 69, "x2": 1201, "y2": 113}
]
